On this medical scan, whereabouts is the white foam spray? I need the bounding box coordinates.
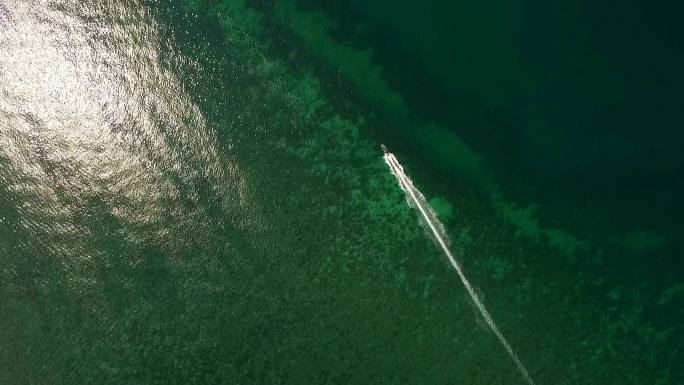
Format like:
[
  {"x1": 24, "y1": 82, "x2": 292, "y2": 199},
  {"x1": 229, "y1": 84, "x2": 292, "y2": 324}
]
[{"x1": 382, "y1": 145, "x2": 535, "y2": 385}]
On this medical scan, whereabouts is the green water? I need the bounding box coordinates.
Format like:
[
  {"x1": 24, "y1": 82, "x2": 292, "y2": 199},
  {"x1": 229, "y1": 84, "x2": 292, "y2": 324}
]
[{"x1": 1, "y1": 1, "x2": 681, "y2": 384}]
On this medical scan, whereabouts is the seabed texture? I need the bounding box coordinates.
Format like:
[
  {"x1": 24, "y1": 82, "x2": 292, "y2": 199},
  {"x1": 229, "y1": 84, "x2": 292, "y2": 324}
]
[{"x1": 0, "y1": 0, "x2": 681, "y2": 384}]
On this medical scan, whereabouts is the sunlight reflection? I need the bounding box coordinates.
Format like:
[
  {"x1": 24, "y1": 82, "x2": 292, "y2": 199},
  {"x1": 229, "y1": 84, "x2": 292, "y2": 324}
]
[{"x1": 0, "y1": 0, "x2": 254, "y2": 287}]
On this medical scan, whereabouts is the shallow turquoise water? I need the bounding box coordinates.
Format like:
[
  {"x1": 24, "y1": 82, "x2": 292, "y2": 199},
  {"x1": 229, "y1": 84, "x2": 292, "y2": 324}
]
[{"x1": 1, "y1": 1, "x2": 681, "y2": 384}]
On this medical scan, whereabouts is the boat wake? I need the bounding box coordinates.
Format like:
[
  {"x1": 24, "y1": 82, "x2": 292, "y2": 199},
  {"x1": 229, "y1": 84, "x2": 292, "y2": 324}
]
[{"x1": 382, "y1": 145, "x2": 535, "y2": 385}]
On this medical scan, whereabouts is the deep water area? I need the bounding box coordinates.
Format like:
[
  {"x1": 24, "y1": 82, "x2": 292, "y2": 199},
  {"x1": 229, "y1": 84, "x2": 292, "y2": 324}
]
[{"x1": 0, "y1": 1, "x2": 682, "y2": 384}]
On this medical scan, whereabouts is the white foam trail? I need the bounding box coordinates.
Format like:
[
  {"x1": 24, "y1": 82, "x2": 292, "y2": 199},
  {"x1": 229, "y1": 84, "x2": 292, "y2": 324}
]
[{"x1": 382, "y1": 146, "x2": 535, "y2": 385}]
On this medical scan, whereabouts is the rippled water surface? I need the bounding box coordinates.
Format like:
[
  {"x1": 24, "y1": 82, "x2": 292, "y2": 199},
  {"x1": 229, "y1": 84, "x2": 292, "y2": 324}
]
[{"x1": 1, "y1": 1, "x2": 682, "y2": 384}]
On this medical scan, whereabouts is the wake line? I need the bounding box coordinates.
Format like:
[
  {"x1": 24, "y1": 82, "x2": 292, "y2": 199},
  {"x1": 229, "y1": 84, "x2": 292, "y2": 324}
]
[{"x1": 382, "y1": 145, "x2": 535, "y2": 385}]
